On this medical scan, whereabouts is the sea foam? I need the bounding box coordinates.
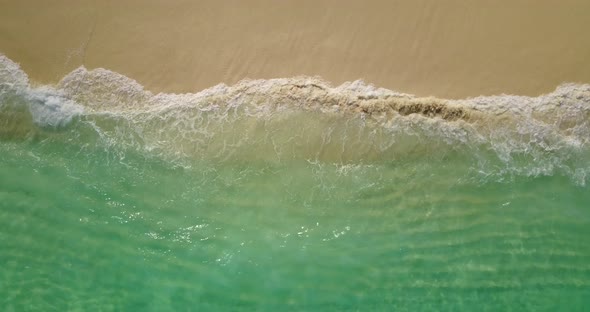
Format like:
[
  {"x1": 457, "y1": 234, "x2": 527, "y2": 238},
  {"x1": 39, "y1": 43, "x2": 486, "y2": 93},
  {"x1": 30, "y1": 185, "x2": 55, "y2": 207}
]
[{"x1": 1, "y1": 54, "x2": 589, "y2": 184}]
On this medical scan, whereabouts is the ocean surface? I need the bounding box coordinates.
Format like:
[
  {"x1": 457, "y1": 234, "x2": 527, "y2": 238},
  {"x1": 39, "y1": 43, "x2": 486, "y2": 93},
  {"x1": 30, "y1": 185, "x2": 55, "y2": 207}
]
[{"x1": 1, "y1": 53, "x2": 590, "y2": 311}]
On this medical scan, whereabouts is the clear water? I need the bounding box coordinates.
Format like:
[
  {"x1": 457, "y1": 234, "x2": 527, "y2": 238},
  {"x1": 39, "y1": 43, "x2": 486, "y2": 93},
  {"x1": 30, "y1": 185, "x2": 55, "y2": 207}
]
[{"x1": 1, "y1": 55, "x2": 590, "y2": 310}]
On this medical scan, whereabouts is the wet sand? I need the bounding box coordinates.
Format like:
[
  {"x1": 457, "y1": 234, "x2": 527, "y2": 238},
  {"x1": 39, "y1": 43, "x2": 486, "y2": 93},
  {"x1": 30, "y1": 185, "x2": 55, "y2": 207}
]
[{"x1": 1, "y1": 0, "x2": 589, "y2": 98}]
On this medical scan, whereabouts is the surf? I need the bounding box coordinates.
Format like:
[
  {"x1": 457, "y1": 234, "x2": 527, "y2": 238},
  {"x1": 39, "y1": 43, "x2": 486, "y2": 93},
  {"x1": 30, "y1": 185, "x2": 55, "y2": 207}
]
[{"x1": 1, "y1": 54, "x2": 589, "y2": 185}]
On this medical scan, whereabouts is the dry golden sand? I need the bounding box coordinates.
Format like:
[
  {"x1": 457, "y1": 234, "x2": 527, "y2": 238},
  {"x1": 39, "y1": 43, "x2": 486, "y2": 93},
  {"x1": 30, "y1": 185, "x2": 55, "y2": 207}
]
[{"x1": 1, "y1": 0, "x2": 589, "y2": 98}]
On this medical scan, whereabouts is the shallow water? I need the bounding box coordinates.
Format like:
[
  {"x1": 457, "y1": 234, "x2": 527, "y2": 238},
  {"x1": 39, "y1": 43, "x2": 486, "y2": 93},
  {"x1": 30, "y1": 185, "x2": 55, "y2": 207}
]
[{"x1": 1, "y1": 54, "x2": 590, "y2": 310}]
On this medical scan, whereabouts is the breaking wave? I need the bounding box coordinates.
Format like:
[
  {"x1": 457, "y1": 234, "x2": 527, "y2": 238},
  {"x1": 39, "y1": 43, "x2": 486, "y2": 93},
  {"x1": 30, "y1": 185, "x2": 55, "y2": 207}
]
[{"x1": 1, "y1": 54, "x2": 589, "y2": 185}]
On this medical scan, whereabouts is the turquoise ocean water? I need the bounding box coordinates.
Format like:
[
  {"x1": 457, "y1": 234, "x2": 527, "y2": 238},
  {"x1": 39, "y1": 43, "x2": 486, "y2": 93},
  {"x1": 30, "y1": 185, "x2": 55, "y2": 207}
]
[{"x1": 1, "y1": 54, "x2": 590, "y2": 310}]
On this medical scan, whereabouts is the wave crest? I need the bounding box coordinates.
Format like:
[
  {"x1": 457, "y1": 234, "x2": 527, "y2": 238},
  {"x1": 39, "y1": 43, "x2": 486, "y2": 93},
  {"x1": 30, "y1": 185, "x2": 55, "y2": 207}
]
[{"x1": 1, "y1": 54, "x2": 590, "y2": 184}]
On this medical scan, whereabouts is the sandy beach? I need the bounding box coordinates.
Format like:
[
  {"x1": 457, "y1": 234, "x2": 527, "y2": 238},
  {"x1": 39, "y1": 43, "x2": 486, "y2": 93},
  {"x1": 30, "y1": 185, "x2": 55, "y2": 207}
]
[
  {"x1": 1, "y1": 0, "x2": 589, "y2": 98},
  {"x1": 3, "y1": 2, "x2": 590, "y2": 310}
]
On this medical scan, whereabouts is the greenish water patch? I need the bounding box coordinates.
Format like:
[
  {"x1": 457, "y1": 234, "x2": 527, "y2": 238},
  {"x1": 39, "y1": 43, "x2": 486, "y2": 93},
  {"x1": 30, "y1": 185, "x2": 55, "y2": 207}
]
[
  {"x1": 1, "y1": 53, "x2": 590, "y2": 310},
  {"x1": 1, "y1": 137, "x2": 589, "y2": 311}
]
